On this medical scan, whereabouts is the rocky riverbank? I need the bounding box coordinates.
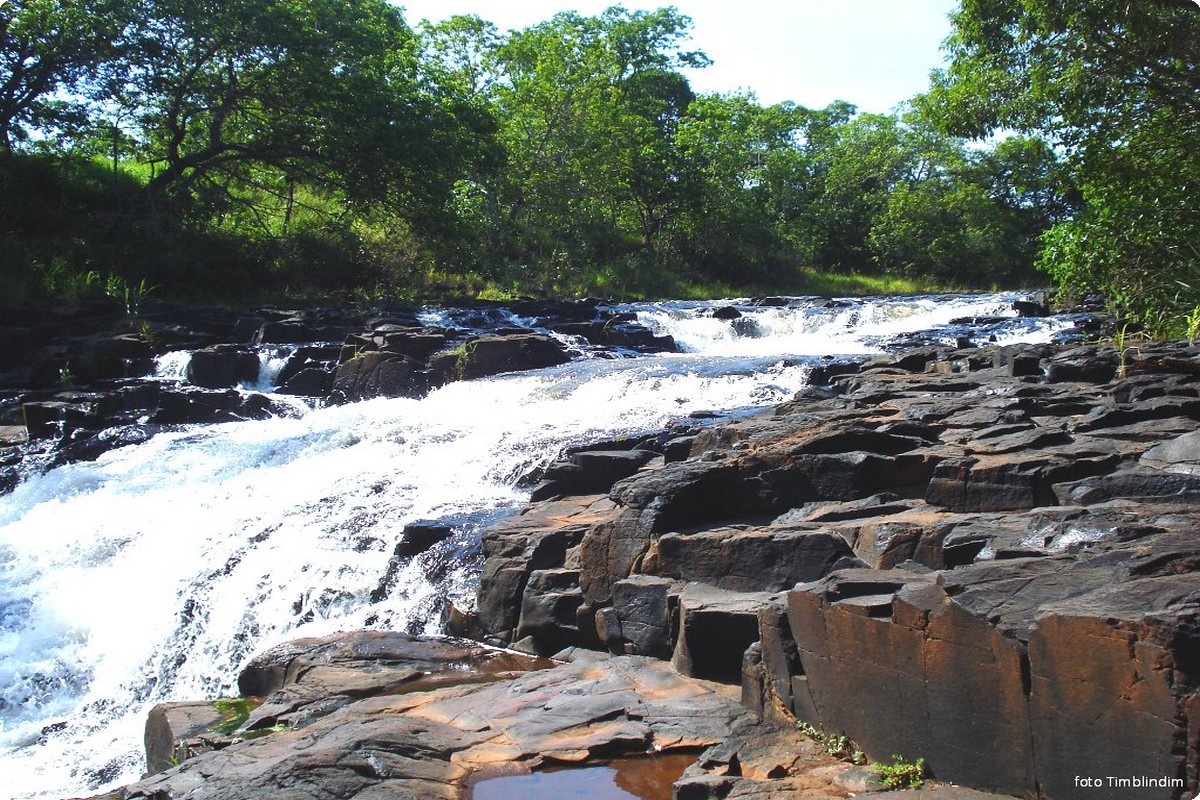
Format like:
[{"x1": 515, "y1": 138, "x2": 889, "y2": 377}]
[
  {"x1": 89, "y1": 334, "x2": 1200, "y2": 800},
  {"x1": 462, "y1": 337, "x2": 1200, "y2": 799}
]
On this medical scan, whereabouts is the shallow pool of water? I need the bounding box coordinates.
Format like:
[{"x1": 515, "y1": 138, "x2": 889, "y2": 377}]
[{"x1": 467, "y1": 752, "x2": 698, "y2": 800}]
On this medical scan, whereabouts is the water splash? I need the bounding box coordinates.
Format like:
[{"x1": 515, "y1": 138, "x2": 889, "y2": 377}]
[
  {"x1": 626, "y1": 293, "x2": 1068, "y2": 357},
  {"x1": 151, "y1": 350, "x2": 191, "y2": 381}
]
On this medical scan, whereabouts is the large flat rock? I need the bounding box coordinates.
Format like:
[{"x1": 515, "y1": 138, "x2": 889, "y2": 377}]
[{"x1": 120, "y1": 654, "x2": 756, "y2": 800}]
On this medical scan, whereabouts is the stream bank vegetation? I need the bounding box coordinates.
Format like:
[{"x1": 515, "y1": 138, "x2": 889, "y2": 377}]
[{"x1": 1, "y1": 1, "x2": 1195, "y2": 336}]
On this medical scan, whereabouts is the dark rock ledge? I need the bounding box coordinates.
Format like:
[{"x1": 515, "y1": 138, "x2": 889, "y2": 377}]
[{"x1": 104, "y1": 339, "x2": 1200, "y2": 800}]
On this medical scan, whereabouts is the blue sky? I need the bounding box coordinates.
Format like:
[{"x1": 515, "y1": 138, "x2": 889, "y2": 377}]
[{"x1": 394, "y1": 0, "x2": 960, "y2": 113}]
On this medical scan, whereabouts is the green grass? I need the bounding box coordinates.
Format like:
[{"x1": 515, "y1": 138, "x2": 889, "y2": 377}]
[
  {"x1": 666, "y1": 270, "x2": 952, "y2": 301},
  {"x1": 789, "y1": 269, "x2": 952, "y2": 297}
]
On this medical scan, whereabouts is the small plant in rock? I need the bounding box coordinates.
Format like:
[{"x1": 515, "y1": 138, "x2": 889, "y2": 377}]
[
  {"x1": 211, "y1": 698, "x2": 261, "y2": 736},
  {"x1": 1113, "y1": 321, "x2": 1132, "y2": 379},
  {"x1": 452, "y1": 341, "x2": 476, "y2": 379},
  {"x1": 43, "y1": 262, "x2": 102, "y2": 304},
  {"x1": 138, "y1": 321, "x2": 161, "y2": 350},
  {"x1": 105, "y1": 273, "x2": 157, "y2": 317},
  {"x1": 822, "y1": 733, "x2": 860, "y2": 761},
  {"x1": 871, "y1": 754, "x2": 926, "y2": 789},
  {"x1": 1187, "y1": 304, "x2": 1200, "y2": 347},
  {"x1": 795, "y1": 721, "x2": 865, "y2": 764}
]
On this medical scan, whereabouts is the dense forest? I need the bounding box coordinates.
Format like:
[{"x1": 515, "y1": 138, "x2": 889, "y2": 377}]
[{"x1": 0, "y1": 0, "x2": 1196, "y2": 331}]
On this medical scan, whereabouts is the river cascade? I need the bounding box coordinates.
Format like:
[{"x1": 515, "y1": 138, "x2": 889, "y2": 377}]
[{"x1": 0, "y1": 293, "x2": 1076, "y2": 800}]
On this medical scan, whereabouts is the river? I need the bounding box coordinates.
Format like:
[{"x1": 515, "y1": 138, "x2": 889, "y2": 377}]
[{"x1": 0, "y1": 293, "x2": 1073, "y2": 799}]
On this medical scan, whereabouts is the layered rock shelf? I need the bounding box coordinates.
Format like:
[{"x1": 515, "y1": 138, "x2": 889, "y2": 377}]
[
  {"x1": 466, "y1": 339, "x2": 1200, "y2": 799},
  {"x1": 93, "y1": 337, "x2": 1200, "y2": 799}
]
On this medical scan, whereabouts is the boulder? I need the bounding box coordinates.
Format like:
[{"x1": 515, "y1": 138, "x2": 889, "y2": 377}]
[
  {"x1": 775, "y1": 525, "x2": 1200, "y2": 797},
  {"x1": 430, "y1": 334, "x2": 571, "y2": 383},
  {"x1": 609, "y1": 574, "x2": 673, "y2": 658},
  {"x1": 478, "y1": 495, "x2": 616, "y2": 646},
  {"x1": 1141, "y1": 429, "x2": 1200, "y2": 473},
  {"x1": 710, "y1": 305, "x2": 742, "y2": 320},
  {"x1": 1012, "y1": 293, "x2": 1051, "y2": 317},
  {"x1": 236, "y1": 631, "x2": 520, "y2": 726},
  {"x1": 1043, "y1": 346, "x2": 1119, "y2": 383},
  {"x1": 275, "y1": 344, "x2": 340, "y2": 387},
  {"x1": 514, "y1": 568, "x2": 585, "y2": 654},
  {"x1": 785, "y1": 568, "x2": 1036, "y2": 795},
  {"x1": 676, "y1": 716, "x2": 861, "y2": 800},
  {"x1": 1028, "y1": 576, "x2": 1200, "y2": 800},
  {"x1": 925, "y1": 448, "x2": 1118, "y2": 512},
  {"x1": 128, "y1": 653, "x2": 756, "y2": 800},
  {"x1": 144, "y1": 701, "x2": 226, "y2": 775},
  {"x1": 595, "y1": 322, "x2": 676, "y2": 353},
  {"x1": 529, "y1": 449, "x2": 658, "y2": 501},
  {"x1": 653, "y1": 527, "x2": 854, "y2": 593},
  {"x1": 276, "y1": 367, "x2": 331, "y2": 396},
  {"x1": 395, "y1": 521, "x2": 455, "y2": 559},
  {"x1": 750, "y1": 597, "x2": 800, "y2": 724},
  {"x1": 760, "y1": 450, "x2": 929, "y2": 502},
  {"x1": 330, "y1": 350, "x2": 426, "y2": 401},
  {"x1": 370, "y1": 522, "x2": 456, "y2": 602},
  {"x1": 151, "y1": 388, "x2": 284, "y2": 426},
  {"x1": 253, "y1": 319, "x2": 346, "y2": 344},
  {"x1": 577, "y1": 459, "x2": 756, "y2": 605},
  {"x1": 1074, "y1": 395, "x2": 1200, "y2": 432},
  {"x1": 22, "y1": 399, "x2": 90, "y2": 439},
  {"x1": 372, "y1": 327, "x2": 448, "y2": 360},
  {"x1": 1054, "y1": 465, "x2": 1200, "y2": 505},
  {"x1": 185, "y1": 344, "x2": 261, "y2": 389}
]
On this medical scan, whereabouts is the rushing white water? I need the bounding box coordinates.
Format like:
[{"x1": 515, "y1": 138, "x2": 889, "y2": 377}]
[
  {"x1": 153, "y1": 345, "x2": 301, "y2": 391},
  {"x1": 0, "y1": 293, "x2": 1070, "y2": 799},
  {"x1": 151, "y1": 350, "x2": 191, "y2": 381}
]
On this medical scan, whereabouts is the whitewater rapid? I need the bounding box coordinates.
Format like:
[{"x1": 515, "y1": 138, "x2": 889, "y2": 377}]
[{"x1": 0, "y1": 293, "x2": 1071, "y2": 799}]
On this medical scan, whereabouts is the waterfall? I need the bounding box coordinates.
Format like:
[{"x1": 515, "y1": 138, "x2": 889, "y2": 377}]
[{"x1": 0, "y1": 293, "x2": 1071, "y2": 799}]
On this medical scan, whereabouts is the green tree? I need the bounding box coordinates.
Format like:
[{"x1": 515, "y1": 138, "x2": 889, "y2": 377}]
[
  {"x1": 674, "y1": 93, "x2": 812, "y2": 281},
  {"x1": 486, "y1": 6, "x2": 708, "y2": 286},
  {"x1": 0, "y1": 0, "x2": 128, "y2": 150},
  {"x1": 867, "y1": 177, "x2": 1008, "y2": 285},
  {"x1": 118, "y1": 0, "x2": 473, "y2": 228},
  {"x1": 417, "y1": 14, "x2": 502, "y2": 102},
  {"x1": 808, "y1": 112, "x2": 912, "y2": 271},
  {"x1": 922, "y1": 0, "x2": 1200, "y2": 331}
]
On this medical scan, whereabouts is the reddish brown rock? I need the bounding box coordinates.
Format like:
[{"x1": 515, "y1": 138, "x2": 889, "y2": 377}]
[
  {"x1": 478, "y1": 495, "x2": 617, "y2": 647},
  {"x1": 125, "y1": 652, "x2": 756, "y2": 800}
]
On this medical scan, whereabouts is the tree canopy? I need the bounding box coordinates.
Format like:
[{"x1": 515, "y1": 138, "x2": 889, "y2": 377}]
[
  {"x1": 922, "y1": 0, "x2": 1200, "y2": 332},
  {"x1": 0, "y1": 2, "x2": 1114, "y2": 303},
  {"x1": 0, "y1": 0, "x2": 126, "y2": 150}
]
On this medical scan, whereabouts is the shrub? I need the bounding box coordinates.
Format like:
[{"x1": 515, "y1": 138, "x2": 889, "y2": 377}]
[{"x1": 871, "y1": 754, "x2": 926, "y2": 789}]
